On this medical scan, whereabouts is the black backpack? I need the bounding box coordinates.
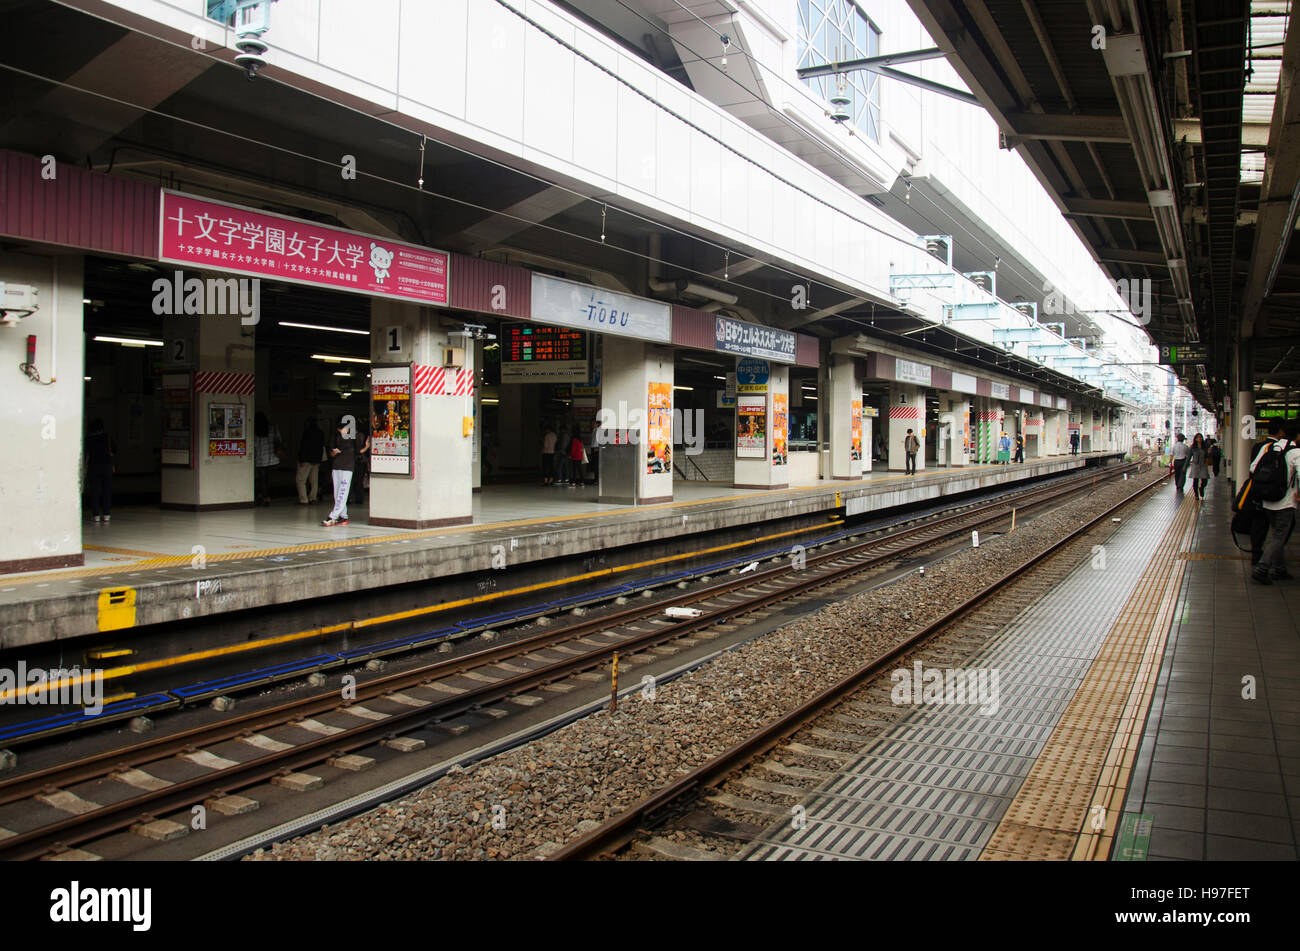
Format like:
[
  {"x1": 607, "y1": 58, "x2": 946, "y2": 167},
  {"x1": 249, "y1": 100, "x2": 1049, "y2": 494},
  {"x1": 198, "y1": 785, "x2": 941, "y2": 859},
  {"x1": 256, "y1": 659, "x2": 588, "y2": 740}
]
[{"x1": 1252, "y1": 439, "x2": 1294, "y2": 503}]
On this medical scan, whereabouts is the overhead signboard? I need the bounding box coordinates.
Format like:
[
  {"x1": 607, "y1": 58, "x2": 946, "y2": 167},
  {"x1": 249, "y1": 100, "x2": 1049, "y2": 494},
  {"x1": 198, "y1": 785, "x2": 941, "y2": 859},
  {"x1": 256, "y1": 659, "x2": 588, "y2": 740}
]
[
  {"x1": 159, "y1": 190, "x2": 449, "y2": 306},
  {"x1": 500, "y1": 324, "x2": 589, "y2": 383},
  {"x1": 990, "y1": 382, "x2": 1010, "y2": 400},
  {"x1": 951, "y1": 371, "x2": 977, "y2": 394},
  {"x1": 530, "y1": 274, "x2": 671, "y2": 343},
  {"x1": 1158, "y1": 343, "x2": 1209, "y2": 365},
  {"x1": 895, "y1": 358, "x2": 932, "y2": 387},
  {"x1": 714, "y1": 316, "x2": 796, "y2": 364},
  {"x1": 736, "y1": 357, "x2": 769, "y2": 393}
]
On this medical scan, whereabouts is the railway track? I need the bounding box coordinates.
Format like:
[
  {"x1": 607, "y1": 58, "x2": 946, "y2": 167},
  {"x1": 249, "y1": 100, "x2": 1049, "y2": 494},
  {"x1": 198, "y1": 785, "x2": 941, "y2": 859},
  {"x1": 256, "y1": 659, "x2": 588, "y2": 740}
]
[
  {"x1": 0, "y1": 461, "x2": 1144, "y2": 861},
  {"x1": 549, "y1": 463, "x2": 1166, "y2": 861}
]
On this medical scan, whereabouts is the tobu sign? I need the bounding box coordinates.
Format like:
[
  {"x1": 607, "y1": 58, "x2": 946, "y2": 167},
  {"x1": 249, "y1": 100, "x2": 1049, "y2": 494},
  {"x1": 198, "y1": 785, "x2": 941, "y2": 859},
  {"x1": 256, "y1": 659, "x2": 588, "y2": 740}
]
[{"x1": 159, "y1": 191, "x2": 449, "y2": 306}]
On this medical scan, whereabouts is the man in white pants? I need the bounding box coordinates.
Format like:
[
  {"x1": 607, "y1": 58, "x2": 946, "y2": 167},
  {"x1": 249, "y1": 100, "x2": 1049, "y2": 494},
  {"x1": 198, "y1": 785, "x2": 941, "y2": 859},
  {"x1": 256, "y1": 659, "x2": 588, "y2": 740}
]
[{"x1": 323, "y1": 415, "x2": 367, "y2": 526}]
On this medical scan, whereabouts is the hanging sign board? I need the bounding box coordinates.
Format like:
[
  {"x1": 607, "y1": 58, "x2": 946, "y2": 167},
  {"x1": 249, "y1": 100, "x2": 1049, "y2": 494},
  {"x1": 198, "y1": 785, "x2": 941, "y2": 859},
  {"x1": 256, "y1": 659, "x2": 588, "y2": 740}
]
[
  {"x1": 895, "y1": 359, "x2": 932, "y2": 386},
  {"x1": 159, "y1": 190, "x2": 449, "y2": 306},
  {"x1": 714, "y1": 316, "x2": 796, "y2": 364},
  {"x1": 990, "y1": 382, "x2": 1010, "y2": 400},
  {"x1": 736, "y1": 357, "x2": 769, "y2": 393},
  {"x1": 500, "y1": 324, "x2": 590, "y2": 383},
  {"x1": 530, "y1": 273, "x2": 670, "y2": 343},
  {"x1": 370, "y1": 365, "x2": 413, "y2": 476}
]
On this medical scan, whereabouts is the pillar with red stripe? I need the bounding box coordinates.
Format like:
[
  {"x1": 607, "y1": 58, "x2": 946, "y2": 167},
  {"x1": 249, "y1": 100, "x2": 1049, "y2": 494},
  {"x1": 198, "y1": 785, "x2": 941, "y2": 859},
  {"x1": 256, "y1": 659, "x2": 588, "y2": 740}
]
[{"x1": 889, "y1": 383, "x2": 927, "y2": 473}]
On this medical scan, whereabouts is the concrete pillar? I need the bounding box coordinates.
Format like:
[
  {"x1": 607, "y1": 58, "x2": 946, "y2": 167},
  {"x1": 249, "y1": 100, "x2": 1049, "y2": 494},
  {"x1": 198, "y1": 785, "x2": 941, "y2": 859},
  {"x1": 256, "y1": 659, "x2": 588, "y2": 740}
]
[
  {"x1": 161, "y1": 288, "x2": 255, "y2": 512},
  {"x1": 0, "y1": 252, "x2": 84, "y2": 573},
  {"x1": 367, "y1": 300, "x2": 472, "y2": 527},
  {"x1": 973, "y1": 397, "x2": 995, "y2": 463},
  {"x1": 938, "y1": 392, "x2": 970, "y2": 466},
  {"x1": 734, "y1": 358, "x2": 789, "y2": 489},
  {"x1": 888, "y1": 383, "x2": 926, "y2": 471},
  {"x1": 472, "y1": 339, "x2": 483, "y2": 492},
  {"x1": 1026, "y1": 410, "x2": 1046, "y2": 458},
  {"x1": 602, "y1": 337, "x2": 675, "y2": 503},
  {"x1": 830, "y1": 354, "x2": 864, "y2": 479}
]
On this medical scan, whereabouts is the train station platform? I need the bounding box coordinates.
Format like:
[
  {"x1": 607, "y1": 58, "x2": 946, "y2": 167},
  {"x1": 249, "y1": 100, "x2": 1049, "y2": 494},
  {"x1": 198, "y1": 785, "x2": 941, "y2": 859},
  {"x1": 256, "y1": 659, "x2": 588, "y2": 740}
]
[
  {"x1": 741, "y1": 476, "x2": 1299, "y2": 861},
  {"x1": 0, "y1": 452, "x2": 1122, "y2": 648}
]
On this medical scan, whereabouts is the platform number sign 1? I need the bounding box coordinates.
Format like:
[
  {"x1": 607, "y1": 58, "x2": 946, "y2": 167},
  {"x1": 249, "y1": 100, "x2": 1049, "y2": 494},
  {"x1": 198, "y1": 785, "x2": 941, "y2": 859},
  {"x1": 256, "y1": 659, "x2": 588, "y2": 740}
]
[{"x1": 385, "y1": 326, "x2": 402, "y2": 354}]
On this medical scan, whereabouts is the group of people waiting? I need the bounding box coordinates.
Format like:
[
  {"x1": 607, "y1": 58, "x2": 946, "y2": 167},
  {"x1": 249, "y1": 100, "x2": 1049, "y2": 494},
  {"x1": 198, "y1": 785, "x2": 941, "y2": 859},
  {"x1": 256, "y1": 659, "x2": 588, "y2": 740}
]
[
  {"x1": 256, "y1": 412, "x2": 370, "y2": 527},
  {"x1": 1240, "y1": 418, "x2": 1300, "y2": 585},
  {"x1": 541, "y1": 423, "x2": 595, "y2": 486}
]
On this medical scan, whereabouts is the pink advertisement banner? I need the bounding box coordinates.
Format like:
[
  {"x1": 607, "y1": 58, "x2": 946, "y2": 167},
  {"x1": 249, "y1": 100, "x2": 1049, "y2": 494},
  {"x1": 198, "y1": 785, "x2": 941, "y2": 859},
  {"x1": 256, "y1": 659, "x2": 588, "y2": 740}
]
[{"x1": 158, "y1": 191, "x2": 449, "y2": 306}]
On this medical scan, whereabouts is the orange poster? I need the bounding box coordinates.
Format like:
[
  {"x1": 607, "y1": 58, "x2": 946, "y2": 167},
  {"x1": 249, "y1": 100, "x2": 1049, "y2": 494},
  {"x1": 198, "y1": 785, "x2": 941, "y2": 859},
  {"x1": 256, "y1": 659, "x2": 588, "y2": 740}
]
[
  {"x1": 851, "y1": 399, "x2": 862, "y2": 461},
  {"x1": 647, "y1": 381, "x2": 672, "y2": 474},
  {"x1": 772, "y1": 392, "x2": 788, "y2": 466}
]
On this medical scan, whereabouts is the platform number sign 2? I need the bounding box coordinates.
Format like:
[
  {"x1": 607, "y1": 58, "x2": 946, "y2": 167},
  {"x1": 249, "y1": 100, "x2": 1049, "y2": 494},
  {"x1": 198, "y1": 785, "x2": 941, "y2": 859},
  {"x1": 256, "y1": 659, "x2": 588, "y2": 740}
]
[
  {"x1": 168, "y1": 337, "x2": 191, "y2": 366},
  {"x1": 385, "y1": 326, "x2": 402, "y2": 354}
]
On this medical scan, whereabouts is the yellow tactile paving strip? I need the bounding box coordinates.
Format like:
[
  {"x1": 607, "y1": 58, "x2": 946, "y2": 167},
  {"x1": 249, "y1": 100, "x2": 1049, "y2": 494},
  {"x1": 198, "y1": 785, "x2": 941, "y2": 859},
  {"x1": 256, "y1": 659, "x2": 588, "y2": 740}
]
[
  {"x1": 2, "y1": 463, "x2": 1019, "y2": 586},
  {"x1": 979, "y1": 491, "x2": 1198, "y2": 861}
]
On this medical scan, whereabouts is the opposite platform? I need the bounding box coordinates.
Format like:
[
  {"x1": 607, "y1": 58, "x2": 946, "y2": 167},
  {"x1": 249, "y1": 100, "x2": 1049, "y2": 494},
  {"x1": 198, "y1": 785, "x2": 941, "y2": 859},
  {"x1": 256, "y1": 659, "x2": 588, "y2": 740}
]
[{"x1": 0, "y1": 453, "x2": 1118, "y2": 647}]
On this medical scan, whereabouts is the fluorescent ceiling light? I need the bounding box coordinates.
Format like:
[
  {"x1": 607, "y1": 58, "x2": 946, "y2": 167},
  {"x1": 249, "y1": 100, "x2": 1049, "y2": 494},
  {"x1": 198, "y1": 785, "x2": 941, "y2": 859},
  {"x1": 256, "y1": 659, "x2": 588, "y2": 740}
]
[
  {"x1": 673, "y1": 385, "x2": 694, "y2": 391},
  {"x1": 83, "y1": 376, "x2": 91, "y2": 381},
  {"x1": 280, "y1": 321, "x2": 369, "y2": 336},
  {"x1": 82, "y1": 298, "x2": 91, "y2": 304},
  {"x1": 311, "y1": 354, "x2": 370, "y2": 364},
  {"x1": 94, "y1": 335, "x2": 163, "y2": 347},
  {"x1": 332, "y1": 371, "x2": 351, "y2": 377},
  {"x1": 713, "y1": 375, "x2": 727, "y2": 381},
  {"x1": 482, "y1": 398, "x2": 500, "y2": 404}
]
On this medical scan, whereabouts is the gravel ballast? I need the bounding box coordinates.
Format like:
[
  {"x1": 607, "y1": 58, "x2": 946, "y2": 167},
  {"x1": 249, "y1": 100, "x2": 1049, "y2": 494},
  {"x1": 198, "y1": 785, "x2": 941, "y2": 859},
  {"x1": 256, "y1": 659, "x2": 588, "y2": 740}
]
[{"x1": 250, "y1": 469, "x2": 1165, "y2": 861}]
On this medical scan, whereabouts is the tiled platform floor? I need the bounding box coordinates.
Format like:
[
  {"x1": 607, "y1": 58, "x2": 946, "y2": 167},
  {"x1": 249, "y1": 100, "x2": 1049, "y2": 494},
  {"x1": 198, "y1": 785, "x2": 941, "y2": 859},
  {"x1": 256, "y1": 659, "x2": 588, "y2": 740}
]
[
  {"x1": 1122, "y1": 477, "x2": 1300, "y2": 860},
  {"x1": 24, "y1": 456, "x2": 1095, "y2": 577}
]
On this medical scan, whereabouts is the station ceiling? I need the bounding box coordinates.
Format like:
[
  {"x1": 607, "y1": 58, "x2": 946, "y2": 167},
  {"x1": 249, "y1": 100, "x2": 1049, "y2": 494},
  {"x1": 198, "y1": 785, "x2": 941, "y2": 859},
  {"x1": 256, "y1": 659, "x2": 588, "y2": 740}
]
[
  {"x1": 2, "y1": 0, "x2": 1119, "y2": 404},
  {"x1": 905, "y1": 0, "x2": 1300, "y2": 413}
]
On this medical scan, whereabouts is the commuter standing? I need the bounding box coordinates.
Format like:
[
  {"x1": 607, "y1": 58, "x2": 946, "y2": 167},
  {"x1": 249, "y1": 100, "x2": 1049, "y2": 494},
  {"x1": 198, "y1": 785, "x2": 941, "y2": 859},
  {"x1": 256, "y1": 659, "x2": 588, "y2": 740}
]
[
  {"x1": 1069, "y1": 430, "x2": 1080, "y2": 455},
  {"x1": 253, "y1": 412, "x2": 285, "y2": 506},
  {"x1": 567, "y1": 428, "x2": 586, "y2": 487},
  {"x1": 323, "y1": 415, "x2": 368, "y2": 526},
  {"x1": 1014, "y1": 433, "x2": 1025, "y2": 464},
  {"x1": 1249, "y1": 419, "x2": 1286, "y2": 564},
  {"x1": 1188, "y1": 433, "x2": 1209, "y2": 501},
  {"x1": 1170, "y1": 433, "x2": 1189, "y2": 493},
  {"x1": 84, "y1": 418, "x2": 115, "y2": 523},
  {"x1": 296, "y1": 418, "x2": 324, "y2": 504},
  {"x1": 1208, "y1": 438, "x2": 1222, "y2": 476},
  {"x1": 998, "y1": 431, "x2": 1011, "y2": 465},
  {"x1": 349, "y1": 417, "x2": 370, "y2": 506},
  {"x1": 903, "y1": 428, "x2": 920, "y2": 476},
  {"x1": 541, "y1": 424, "x2": 557, "y2": 486},
  {"x1": 1250, "y1": 420, "x2": 1300, "y2": 584},
  {"x1": 556, "y1": 423, "x2": 572, "y2": 485}
]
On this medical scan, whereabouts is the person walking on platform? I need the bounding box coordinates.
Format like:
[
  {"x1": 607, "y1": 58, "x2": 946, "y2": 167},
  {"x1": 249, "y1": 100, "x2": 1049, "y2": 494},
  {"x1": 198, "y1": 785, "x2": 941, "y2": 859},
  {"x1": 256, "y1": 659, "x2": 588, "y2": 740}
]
[
  {"x1": 1013, "y1": 433, "x2": 1025, "y2": 464},
  {"x1": 323, "y1": 415, "x2": 367, "y2": 527},
  {"x1": 903, "y1": 429, "x2": 920, "y2": 475},
  {"x1": 1188, "y1": 433, "x2": 1209, "y2": 501},
  {"x1": 541, "y1": 424, "x2": 557, "y2": 486},
  {"x1": 1209, "y1": 438, "x2": 1222, "y2": 476},
  {"x1": 997, "y1": 432, "x2": 1011, "y2": 465},
  {"x1": 84, "y1": 418, "x2": 115, "y2": 523},
  {"x1": 1170, "y1": 432, "x2": 1189, "y2": 493},
  {"x1": 296, "y1": 418, "x2": 324, "y2": 504},
  {"x1": 1249, "y1": 420, "x2": 1300, "y2": 584},
  {"x1": 1069, "y1": 430, "x2": 1080, "y2": 455}
]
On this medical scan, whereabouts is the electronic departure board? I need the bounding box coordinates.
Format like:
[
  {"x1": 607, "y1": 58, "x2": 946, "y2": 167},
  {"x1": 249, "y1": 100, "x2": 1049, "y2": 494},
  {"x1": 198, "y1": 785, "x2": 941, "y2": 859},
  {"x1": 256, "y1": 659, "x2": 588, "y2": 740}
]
[
  {"x1": 504, "y1": 325, "x2": 587, "y2": 362},
  {"x1": 501, "y1": 324, "x2": 591, "y2": 383}
]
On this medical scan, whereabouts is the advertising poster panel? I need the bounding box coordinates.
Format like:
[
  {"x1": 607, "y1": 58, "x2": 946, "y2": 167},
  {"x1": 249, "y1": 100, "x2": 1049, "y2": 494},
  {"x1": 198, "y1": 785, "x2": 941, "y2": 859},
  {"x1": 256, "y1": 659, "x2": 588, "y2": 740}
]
[
  {"x1": 647, "y1": 382, "x2": 673, "y2": 474},
  {"x1": 772, "y1": 392, "x2": 788, "y2": 466},
  {"x1": 370, "y1": 365, "x2": 413, "y2": 476},
  {"x1": 851, "y1": 399, "x2": 863, "y2": 461},
  {"x1": 737, "y1": 394, "x2": 767, "y2": 458},
  {"x1": 162, "y1": 373, "x2": 192, "y2": 467},
  {"x1": 207, "y1": 404, "x2": 246, "y2": 456}
]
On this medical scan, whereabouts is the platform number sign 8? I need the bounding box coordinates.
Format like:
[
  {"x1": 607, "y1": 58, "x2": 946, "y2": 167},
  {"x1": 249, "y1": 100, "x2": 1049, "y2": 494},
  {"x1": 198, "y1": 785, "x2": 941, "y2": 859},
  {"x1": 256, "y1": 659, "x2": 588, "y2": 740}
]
[{"x1": 386, "y1": 326, "x2": 402, "y2": 354}]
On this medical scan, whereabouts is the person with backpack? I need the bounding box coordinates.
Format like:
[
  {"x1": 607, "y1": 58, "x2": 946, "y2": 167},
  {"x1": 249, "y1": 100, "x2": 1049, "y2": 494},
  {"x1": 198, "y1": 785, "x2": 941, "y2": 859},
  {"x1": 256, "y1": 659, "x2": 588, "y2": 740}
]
[
  {"x1": 903, "y1": 429, "x2": 920, "y2": 475},
  {"x1": 1248, "y1": 419, "x2": 1300, "y2": 584}
]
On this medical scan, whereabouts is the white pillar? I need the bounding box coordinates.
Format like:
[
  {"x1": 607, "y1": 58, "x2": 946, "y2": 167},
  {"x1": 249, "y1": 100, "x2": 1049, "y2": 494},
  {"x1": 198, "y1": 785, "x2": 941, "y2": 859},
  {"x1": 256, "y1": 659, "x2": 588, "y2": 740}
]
[
  {"x1": 367, "y1": 301, "x2": 472, "y2": 527},
  {"x1": 734, "y1": 359, "x2": 789, "y2": 489},
  {"x1": 601, "y1": 337, "x2": 675, "y2": 503},
  {"x1": 942, "y1": 393, "x2": 971, "y2": 466},
  {"x1": 0, "y1": 252, "x2": 84, "y2": 573},
  {"x1": 830, "y1": 354, "x2": 863, "y2": 479},
  {"x1": 161, "y1": 282, "x2": 255, "y2": 512},
  {"x1": 888, "y1": 383, "x2": 926, "y2": 471}
]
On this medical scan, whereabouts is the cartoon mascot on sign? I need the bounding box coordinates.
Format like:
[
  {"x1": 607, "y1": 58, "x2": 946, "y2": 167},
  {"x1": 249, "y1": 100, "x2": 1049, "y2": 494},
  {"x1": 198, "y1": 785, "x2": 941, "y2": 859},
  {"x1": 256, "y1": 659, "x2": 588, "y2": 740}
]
[{"x1": 369, "y1": 242, "x2": 394, "y2": 283}]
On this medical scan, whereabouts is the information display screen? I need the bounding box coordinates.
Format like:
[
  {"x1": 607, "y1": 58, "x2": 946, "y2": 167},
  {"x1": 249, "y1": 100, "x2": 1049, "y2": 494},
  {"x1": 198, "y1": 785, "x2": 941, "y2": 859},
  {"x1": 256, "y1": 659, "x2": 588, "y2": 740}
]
[{"x1": 502, "y1": 324, "x2": 590, "y2": 383}]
